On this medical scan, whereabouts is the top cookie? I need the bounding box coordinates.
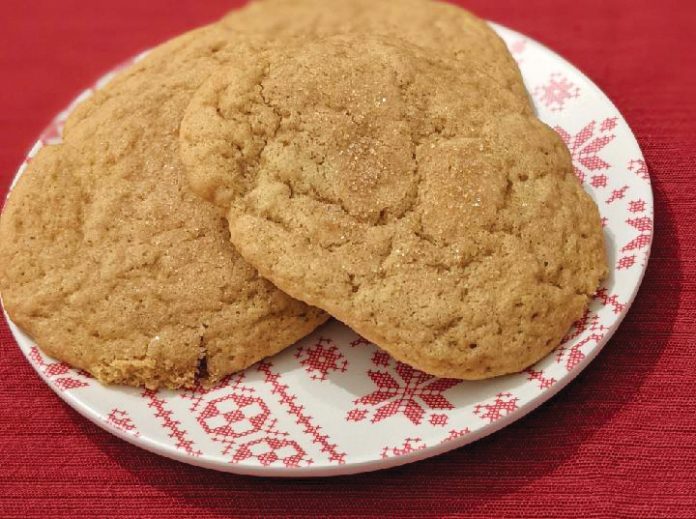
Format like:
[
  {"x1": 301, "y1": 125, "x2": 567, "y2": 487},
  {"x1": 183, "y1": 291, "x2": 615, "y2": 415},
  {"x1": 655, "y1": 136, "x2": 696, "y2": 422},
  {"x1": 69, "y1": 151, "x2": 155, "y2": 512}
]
[
  {"x1": 0, "y1": 25, "x2": 327, "y2": 389},
  {"x1": 179, "y1": 34, "x2": 607, "y2": 379},
  {"x1": 222, "y1": 0, "x2": 529, "y2": 104}
]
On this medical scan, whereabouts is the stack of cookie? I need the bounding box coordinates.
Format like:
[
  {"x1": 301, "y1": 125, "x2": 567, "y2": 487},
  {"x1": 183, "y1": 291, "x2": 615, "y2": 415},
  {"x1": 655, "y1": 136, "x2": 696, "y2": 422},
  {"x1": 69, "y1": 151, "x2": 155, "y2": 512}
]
[{"x1": 0, "y1": 0, "x2": 607, "y2": 389}]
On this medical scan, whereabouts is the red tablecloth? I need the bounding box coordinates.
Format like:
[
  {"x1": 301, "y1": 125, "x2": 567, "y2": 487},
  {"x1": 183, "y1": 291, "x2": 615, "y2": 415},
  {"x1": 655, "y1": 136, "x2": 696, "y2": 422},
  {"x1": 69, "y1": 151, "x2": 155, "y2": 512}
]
[{"x1": 1, "y1": 1, "x2": 694, "y2": 517}]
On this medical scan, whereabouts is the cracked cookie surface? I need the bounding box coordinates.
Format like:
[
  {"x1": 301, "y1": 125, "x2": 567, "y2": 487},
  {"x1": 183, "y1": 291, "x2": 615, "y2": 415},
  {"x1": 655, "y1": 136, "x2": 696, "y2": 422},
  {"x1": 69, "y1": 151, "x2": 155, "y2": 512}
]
[
  {"x1": 222, "y1": 0, "x2": 529, "y2": 104},
  {"x1": 180, "y1": 35, "x2": 607, "y2": 379},
  {"x1": 0, "y1": 25, "x2": 327, "y2": 389}
]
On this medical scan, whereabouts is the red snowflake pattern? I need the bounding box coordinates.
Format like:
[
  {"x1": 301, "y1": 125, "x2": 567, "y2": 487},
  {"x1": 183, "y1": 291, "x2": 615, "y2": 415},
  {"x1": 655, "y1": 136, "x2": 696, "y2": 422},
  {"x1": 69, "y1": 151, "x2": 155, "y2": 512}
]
[
  {"x1": 616, "y1": 216, "x2": 653, "y2": 270},
  {"x1": 380, "y1": 438, "x2": 427, "y2": 459},
  {"x1": 617, "y1": 256, "x2": 636, "y2": 270},
  {"x1": 474, "y1": 393, "x2": 519, "y2": 423},
  {"x1": 556, "y1": 298, "x2": 614, "y2": 371},
  {"x1": 429, "y1": 414, "x2": 449, "y2": 427},
  {"x1": 294, "y1": 337, "x2": 348, "y2": 381},
  {"x1": 371, "y1": 350, "x2": 391, "y2": 367},
  {"x1": 600, "y1": 157, "x2": 652, "y2": 271},
  {"x1": 258, "y1": 361, "x2": 346, "y2": 464},
  {"x1": 524, "y1": 368, "x2": 557, "y2": 390},
  {"x1": 441, "y1": 428, "x2": 471, "y2": 443},
  {"x1": 347, "y1": 356, "x2": 461, "y2": 425},
  {"x1": 628, "y1": 158, "x2": 650, "y2": 181},
  {"x1": 622, "y1": 232, "x2": 652, "y2": 252},
  {"x1": 625, "y1": 216, "x2": 652, "y2": 234},
  {"x1": 534, "y1": 73, "x2": 580, "y2": 112},
  {"x1": 198, "y1": 394, "x2": 273, "y2": 440},
  {"x1": 562, "y1": 307, "x2": 593, "y2": 342},
  {"x1": 606, "y1": 185, "x2": 629, "y2": 204},
  {"x1": 106, "y1": 409, "x2": 139, "y2": 436},
  {"x1": 346, "y1": 409, "x2": 368, "y2": 422},
  {"x1": 198, "y1": 393, "x2": 311, "y2": 468},
  {"x1": 180, "y1": 373, "x2": 249, "y2": 413},
  {"x1": 601, "y1": 117, "x2": 618, "y2": 132},
  {"x1": 628, "y1": 199, "x2": 646, "y2": 213},
  {"x1": 27, "y1": 346, "x2": 90, "y2": 392},
  {"x1": 595, "y1": 288, "x2": 626, "y2": 315},
  {"x1": 616, "y1": 209, "x2": 653, "y2": 270},
  {"x1": 182, "y1": 370, "x2": 315, "y2": 467},
  {"x1": 555, "y1": 118, "x2": 616, "y2": 184},
  {"x1": 232, "y1": 437, "x2": 310, "y2": 467},
  {"x1": 591, "y1": 174, "x2": 608, "y2": 188},
  {"x1": 143, "y1": 389, "x2": 202, "y2": 456}
]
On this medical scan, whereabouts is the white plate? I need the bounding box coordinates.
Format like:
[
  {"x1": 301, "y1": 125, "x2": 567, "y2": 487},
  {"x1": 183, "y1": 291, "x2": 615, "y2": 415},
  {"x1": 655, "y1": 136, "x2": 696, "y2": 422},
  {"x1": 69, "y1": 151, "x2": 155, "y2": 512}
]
[{"x1": 4, "y1": 24, "x2": 653, "y2": 477}]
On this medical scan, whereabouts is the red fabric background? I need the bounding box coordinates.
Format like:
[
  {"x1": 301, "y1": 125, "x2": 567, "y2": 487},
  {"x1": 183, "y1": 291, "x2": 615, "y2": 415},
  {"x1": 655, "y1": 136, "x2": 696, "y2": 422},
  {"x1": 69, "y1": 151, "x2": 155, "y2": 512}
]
[{"x1": 1, "y1": 1, "x2": 694, "y2": 517}]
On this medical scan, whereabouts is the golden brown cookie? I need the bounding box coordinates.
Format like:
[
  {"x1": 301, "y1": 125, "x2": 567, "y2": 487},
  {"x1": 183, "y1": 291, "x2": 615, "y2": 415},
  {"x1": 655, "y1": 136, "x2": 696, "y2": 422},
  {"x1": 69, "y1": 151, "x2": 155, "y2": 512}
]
[
  {"x1": 179, "y1": 35, "x2": 607, "y2": 379},
  {"x1": 221, "y1": 0, "x2": 530, "y2": 103},
  {"x1": 0, "y1": 25, "x2": 327, "y2": 390}
]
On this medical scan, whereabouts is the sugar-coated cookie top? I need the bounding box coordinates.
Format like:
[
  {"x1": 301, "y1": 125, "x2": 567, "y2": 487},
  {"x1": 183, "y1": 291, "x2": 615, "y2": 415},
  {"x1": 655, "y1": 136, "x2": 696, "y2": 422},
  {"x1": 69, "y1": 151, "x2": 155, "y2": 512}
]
[
  {"x1": 0, "y1": 25, "x2": 326, "y2": 389},
  {"x1": 222, "y1": 0, "x2": 530, "y2": 102},
  {"x1": 180, "y1": 34, "x2": 607, "y2": 379}
]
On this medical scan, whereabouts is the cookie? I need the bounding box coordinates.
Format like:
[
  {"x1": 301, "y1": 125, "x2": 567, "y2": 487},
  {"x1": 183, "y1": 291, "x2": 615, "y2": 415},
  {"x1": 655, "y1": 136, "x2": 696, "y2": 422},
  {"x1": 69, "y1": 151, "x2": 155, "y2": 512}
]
[
  {"x1": 222, "y1": 0, "x2": 530, "y2": 103},
  {"x1": 179, "y1": 35, "x2": 607, "y2": 379},
  {"x1": 0, "y1": 25, "x2": 327, "y2": 389}
]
